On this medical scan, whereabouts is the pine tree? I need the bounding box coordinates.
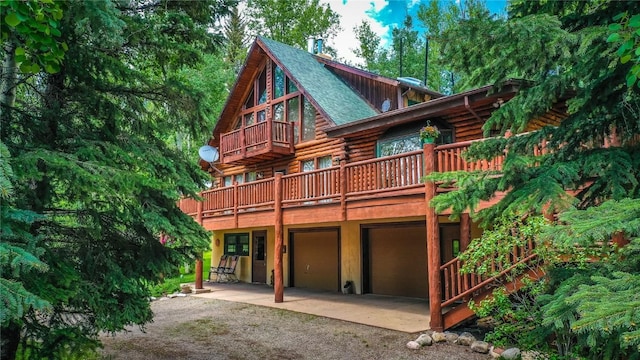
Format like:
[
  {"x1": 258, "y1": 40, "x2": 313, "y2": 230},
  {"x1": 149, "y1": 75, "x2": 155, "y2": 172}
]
[
  {"x1": 0, "y1": 0, "x2": 235, "y2": 357},
  {"x1": 224, "y1": 5, "x2": 249, "y2": 73},
  {"x1": 430, "y1": 0, "x2": 640, "y2": 356}
]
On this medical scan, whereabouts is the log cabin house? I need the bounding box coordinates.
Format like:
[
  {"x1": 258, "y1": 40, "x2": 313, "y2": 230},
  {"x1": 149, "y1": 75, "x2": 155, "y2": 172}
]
[{"x1": 178, "y1": 36, "x2": 567, "y2": 331}]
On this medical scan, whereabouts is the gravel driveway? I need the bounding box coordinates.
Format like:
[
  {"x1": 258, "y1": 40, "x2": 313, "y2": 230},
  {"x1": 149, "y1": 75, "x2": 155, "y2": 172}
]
[{"x1": 100, "y1": 296, "x2": 490, "y2": 360}]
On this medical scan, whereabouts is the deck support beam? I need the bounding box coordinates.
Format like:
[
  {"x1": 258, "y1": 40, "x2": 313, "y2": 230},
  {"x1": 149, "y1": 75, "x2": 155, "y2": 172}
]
[
  {"x1": 195, "y1": 199, "x2": 204, "y2": 289},
  {"x1": 424, "y1": 143, "x2": 443, "y2": 331},
  {"x1": 460, "y1": 213, "x2": 470, "y2": 252},
  {"x1": 274, "y1": 172, "x2": 284, "y2": 303}
]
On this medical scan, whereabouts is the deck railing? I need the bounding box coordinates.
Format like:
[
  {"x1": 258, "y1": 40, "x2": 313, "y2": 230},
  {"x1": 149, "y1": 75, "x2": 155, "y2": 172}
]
[
  {"x1": 435, "y1": 140, "x2": 505, "y2": 173},
  {"x1": 219, "y1": 120, "x2": 293, "y2": 160},
  {"x1": 439, "y1": 237, "x2": 538, "y2": 307},
  {"x1": 180, "y1": 138, "x2": 514, "y2": 217}
]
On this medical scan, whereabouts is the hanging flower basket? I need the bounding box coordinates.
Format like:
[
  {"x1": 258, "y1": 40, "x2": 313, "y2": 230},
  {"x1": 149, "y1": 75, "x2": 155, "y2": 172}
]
[{"x1": 420, "y1": 121, "x2": 440, "y2": 145}]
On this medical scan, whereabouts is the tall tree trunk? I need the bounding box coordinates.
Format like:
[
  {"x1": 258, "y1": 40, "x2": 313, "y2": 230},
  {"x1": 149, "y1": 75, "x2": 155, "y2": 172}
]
[
  {"x1": 1, "y1": 321, "x2": 21, "y2": 360},
  {"x1": 0, "y1": 42, "x2": 18, "y2": 119}
]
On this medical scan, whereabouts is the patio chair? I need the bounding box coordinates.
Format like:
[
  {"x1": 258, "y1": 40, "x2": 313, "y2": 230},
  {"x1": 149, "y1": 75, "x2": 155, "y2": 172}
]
[
  {"x1": 208, "y1": 255, "x2": 228, "y2": 282},
  {"x1": 218, "y1": 255, "x2": 239, "y2": 282}
]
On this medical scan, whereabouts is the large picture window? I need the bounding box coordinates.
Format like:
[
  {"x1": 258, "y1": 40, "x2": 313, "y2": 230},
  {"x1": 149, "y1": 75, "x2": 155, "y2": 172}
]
[
  {"x1": 377, "y1": 122, "x2": 453, "y2": 157},
  {"x1": 224, "y1": 233, "x2": 249, "y2": 256}
]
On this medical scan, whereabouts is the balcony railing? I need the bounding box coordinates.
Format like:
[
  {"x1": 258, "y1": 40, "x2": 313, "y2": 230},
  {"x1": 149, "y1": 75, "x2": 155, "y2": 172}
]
[{"x1": 219, "y1": 119, "x2": 294, "y2": 163}]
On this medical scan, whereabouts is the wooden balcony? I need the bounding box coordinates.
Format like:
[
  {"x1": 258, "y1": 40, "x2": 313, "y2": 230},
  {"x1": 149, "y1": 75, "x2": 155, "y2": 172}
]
[
  {"x1": 179, "y1": 139, "x2": 507, "y2": 225},
  {"x1": 219, "y1": 119, "x2": 294, "y2": 165}
]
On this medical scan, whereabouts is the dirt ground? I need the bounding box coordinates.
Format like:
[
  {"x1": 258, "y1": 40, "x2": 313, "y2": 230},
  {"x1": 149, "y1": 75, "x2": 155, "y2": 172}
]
[{"x1": 99, "y1": 296, "x2": 491, "y2": 360}]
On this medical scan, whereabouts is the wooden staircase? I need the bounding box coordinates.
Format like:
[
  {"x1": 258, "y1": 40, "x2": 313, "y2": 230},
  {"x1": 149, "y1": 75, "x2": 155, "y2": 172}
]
[{"x1": 439, "y1": 237, "x2": 546, "y2": 329}]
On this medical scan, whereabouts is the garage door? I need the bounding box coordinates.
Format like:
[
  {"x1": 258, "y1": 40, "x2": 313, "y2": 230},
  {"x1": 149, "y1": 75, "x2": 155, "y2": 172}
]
[
  {"x1": 366, "y1": 225, "x2": 428, "y2": 298},
  {"x1": 291, "y1": 229, "x2": 339, "y2": 292}
]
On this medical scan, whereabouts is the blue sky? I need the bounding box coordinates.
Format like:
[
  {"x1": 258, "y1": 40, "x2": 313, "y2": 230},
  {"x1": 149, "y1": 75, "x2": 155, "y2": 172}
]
[{"x1": 325, "y1": 0, "x2": 508, "y2": 64}]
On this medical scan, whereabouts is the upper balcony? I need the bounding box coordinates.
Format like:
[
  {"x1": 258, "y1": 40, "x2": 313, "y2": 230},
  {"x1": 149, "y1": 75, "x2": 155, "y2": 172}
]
[{"x1": 220, "y1": 118, "x2": 295, "y2": 165}]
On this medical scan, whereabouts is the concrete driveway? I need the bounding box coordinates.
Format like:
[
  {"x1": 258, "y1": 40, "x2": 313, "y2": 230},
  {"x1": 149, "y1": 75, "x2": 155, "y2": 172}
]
[{"x1": 193, "y1": 282, "x2": 431, "y2": 333}]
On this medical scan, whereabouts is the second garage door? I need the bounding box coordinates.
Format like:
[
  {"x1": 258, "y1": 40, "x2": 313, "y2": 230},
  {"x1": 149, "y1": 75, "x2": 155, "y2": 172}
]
[{"x1": 364, "y1": 224, "x2": 428, "y2": 298}]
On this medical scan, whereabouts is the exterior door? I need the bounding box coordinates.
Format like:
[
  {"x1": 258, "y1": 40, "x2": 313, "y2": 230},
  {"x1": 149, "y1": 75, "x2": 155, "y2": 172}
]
[{"x1": 252, "y1": 231, "x2": 267, "y2": 283}]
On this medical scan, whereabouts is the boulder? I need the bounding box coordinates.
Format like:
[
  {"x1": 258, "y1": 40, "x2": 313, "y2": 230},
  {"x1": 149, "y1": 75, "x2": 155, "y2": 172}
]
[
  {"x1": 501, "y1": 347, "x2": 521, "y2": 360},
  {"x1": 415, "y1": 334, "x2": 433, "y2": 346},
  {"x1": 444, "y1": 331, "x2": 459, "y2": 343},
  {"x1": 455, "y1": 332, "x2": 476, "y2": 346},
  {"x1": 431, "y1": 332, "x2": 447, "y2": 343},
  {"x1": 431, "y1": 332, "x2": 444, "y2": 343},
  {"x1": 406, "y1": 341, "x2": 421, "y2": 350},
  {"x1": 470, "y1": 340, "x2": 490, "y2": 354}
]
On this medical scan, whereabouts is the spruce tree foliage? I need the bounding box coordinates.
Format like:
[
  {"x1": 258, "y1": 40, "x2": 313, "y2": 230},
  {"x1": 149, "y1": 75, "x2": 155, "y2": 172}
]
[
  {"x1": 224, "y1": 5, "x2": 249, "y2": 74},
  {"x1": 0, "y1": 0, "x2": 235, "y2": 357},
  {"x1": 245, "y1": 0, "x2": 341, "y2": 52},
  {"x1": 428, "y1": 0, "x2": 640, "y2": 357}
]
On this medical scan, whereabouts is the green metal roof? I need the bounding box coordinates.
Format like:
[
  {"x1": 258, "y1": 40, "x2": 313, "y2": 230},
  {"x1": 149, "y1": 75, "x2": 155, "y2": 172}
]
[{"x1": 258, "y1": 37, "x2": 378, "y2": 126}]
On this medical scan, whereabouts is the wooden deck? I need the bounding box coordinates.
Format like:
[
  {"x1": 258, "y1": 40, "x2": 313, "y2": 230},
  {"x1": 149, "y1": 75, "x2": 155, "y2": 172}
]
[{"x1": 180, "y1": 139, "x2": 506, "y2": 225}]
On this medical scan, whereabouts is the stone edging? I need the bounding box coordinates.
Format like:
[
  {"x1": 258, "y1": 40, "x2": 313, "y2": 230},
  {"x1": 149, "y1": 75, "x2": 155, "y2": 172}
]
[{"x1": 406, "y1": 330, "x2": 548, "y2": 360}]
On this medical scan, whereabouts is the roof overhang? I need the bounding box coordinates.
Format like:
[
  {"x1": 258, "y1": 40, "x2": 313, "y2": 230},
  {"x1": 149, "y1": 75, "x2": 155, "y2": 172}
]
[{"x1": 325, "y1": 80, "x2": 523, "y2": 139}]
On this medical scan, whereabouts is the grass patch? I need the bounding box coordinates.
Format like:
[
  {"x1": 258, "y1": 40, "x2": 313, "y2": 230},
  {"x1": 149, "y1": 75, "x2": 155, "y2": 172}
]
[
  {"x1": 166, "y1": 318, "x2": 229, "y2": 343},
  {"x1": 149, "y1": 251, "x2": 212, "y2": 297}
]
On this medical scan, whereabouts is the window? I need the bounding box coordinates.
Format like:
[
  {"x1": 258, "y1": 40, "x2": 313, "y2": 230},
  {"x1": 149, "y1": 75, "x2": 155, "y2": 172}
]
[
  {"x1": 302, "y1": 98, "x2": 315, "y2": 141},
  {"x1": 273, "y1": 64, "x2": 285, "y2": 98},
  {"x1": 257, "y1": 69, "x2": 267, "y2": 105},
  {"x1": 224, "y1": 233, "x2": 249, "y2": 256},
  {"x1": 378, "y1": 134, "x2": 422, "y2": 157},
  {"x1": 377, "y1": 121, "x2": 453, "y2": 157},
  {"x1": 234, "y1": 60, "x2": 315, "y2": 144}
]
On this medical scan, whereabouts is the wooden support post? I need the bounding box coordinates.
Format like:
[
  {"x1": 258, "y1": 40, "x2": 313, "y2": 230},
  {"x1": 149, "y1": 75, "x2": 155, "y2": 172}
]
[
  {"x1": 612, "y1": 231, "x2": 629, "y2": 248},
  {"x1": 195, "y1": 199, "x2": 204, "y2": 289},
  {"x1": 195, "y1": 256, "x2": 203, "y2": 289},
  {"x1": 339, "y1": 160, "x2": 347, "y2": 221},
  {"x1": 274, "y1": 172, "x2": 284, "y2": 303},
  {"x1": 240, "y1": 127, "x2": 246, "y2": 159},
  {"x1": 425, "y1": 143, "x2": 443, "y2": 331},
  {"x1": 460, "y1": 213, "x2": 470, "y2": 252},
  {"x1": 267, "y1": 118, "x2": 273, "y2": 152},
  {"x1": 289, "y1": 123, "x2": 295, "y2": 153}
]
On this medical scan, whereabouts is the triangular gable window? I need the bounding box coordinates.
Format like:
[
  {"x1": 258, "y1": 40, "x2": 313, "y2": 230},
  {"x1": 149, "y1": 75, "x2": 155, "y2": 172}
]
[{"x1": 233, "y1": 60, "x2": 315, "y2": 143}]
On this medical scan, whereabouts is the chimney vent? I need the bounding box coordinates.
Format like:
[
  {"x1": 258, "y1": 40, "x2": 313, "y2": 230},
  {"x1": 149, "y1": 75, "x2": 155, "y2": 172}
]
[{"x1": 307, "y1": 37, "x2": 316, "y2": 53}]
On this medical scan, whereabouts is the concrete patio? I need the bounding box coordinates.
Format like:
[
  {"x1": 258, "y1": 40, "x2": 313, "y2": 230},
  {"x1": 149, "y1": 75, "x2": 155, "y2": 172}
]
[{"x1": 192, "y1": 282, "x2": 431, "y2": 333}]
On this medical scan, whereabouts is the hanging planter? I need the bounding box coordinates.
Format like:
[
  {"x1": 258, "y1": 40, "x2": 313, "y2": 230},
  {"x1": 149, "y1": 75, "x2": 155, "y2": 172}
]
[{"x1": 420, "y1": 121, "x2": 440, "y2": 145}]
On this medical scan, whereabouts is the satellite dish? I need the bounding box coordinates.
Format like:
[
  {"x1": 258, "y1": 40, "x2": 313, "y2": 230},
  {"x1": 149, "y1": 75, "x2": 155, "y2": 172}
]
[
  {"x1": 198, "y1": 145, "x2": 219, "y2": 163},
  {"x1": 381, "y1": 99, "x2": 391, "y2": 112}
]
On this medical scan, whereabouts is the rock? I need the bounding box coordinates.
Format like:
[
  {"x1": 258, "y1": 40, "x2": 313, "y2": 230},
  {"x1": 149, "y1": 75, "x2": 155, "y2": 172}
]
[
  {"x1": 489, "y1": 346, "x2": 504, "y2": 359},
  {"x1": 455, "y1": 332, "x2": 476, "y2": 346},
  {"x1": 415, "y1": 333, "x2": 432, "y2": 346},
  {"x1": 470, "y1": 340, "x2": 490, "y2": 354},
  {"x1": 521, "y1": 350, "x2": 548, "y2": 360},
  {"x1": 167, "y1": 294, "x2": 178, "y2": 298},
  {"x1": 431, "y1": 332, "x2": 447, "y2": 343},
  {"x1": 444, "y1": 331, "x2": 459, "y2": 343},
  {"x1": 501, "y1": 347, "x2": 521, "y2": 359},
  {"x1": 177, "y1": 293, "x2": 187, "y2": 297},
  {"x1": 406, "y1": 341, "x2": 421, "y2": 350}
]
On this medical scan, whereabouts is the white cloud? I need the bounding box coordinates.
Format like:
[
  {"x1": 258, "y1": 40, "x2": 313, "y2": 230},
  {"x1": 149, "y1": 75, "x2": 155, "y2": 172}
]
[{"x1": 322, "y1": 0, "x2": 390, "y2": 65}]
